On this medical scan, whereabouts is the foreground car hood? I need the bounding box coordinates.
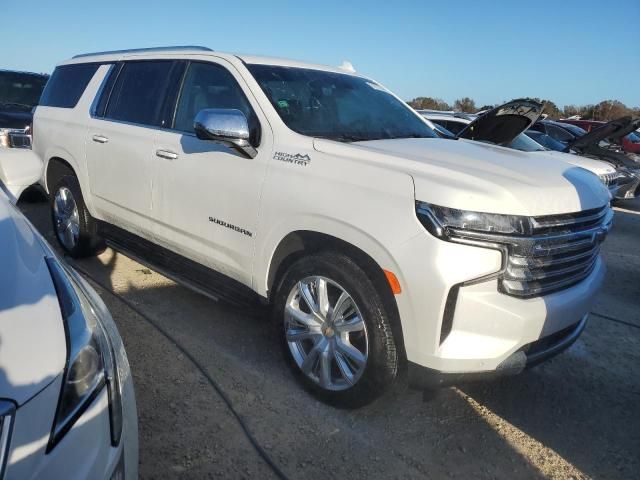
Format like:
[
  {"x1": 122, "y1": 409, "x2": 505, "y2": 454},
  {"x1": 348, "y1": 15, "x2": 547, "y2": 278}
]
[
  {"x1": 0, "y1": 193, "x2": 65, "y2": 405},
  {"x1": 0, "y1": 110, "x2": 32, "y2": 130},
  {"x1": 314, "y1": 137, "x2": 610, "y2": 216}
]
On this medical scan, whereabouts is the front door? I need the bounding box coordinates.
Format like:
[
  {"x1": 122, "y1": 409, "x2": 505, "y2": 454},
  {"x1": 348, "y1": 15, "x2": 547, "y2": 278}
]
[{"x1": 151, "y1": 59, "x2": 272, "y2": 286}]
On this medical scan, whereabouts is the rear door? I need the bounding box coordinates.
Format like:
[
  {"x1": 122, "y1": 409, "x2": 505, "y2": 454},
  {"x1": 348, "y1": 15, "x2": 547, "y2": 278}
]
[
  {"x1": 86, "y1": 60, "x2": 180, "y2": 238},
  {"x1": 151, "y1": 58, "x2": 272, "y2": 286}
]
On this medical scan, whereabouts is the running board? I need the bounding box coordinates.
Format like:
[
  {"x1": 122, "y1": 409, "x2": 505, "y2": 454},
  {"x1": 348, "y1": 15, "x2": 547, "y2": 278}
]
[{"x1": 97, "y1": 222, "x2": 262, "y2": 308}]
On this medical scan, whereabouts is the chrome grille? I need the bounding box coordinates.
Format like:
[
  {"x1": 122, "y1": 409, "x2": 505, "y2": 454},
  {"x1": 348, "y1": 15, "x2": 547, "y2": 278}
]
[
  {"x1": 0, "y1": 401, "x2": 15, "y2": 478},
  {"x1": 598, "y1": 172, "x2": 619, "y2": 188},
  {"x1": 8, "y1": 130, "x2": 32, "y2": 149},
  {"x1": 500, "y1": 205, "x2": 613, "y2": 297}
]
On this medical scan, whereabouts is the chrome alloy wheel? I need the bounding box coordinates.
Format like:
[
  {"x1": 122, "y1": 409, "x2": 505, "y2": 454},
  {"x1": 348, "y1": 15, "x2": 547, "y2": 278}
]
[
  {"x1": 53, "y1": 186, "x2": 80, "y2": 250},
  {"x1": 285, "y1": 276, "x2": 369, "y2": 391}
]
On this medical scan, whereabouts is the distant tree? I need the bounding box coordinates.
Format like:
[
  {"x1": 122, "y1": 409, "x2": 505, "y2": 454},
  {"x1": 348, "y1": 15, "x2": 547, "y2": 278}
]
[
  {"x1": 539, "y1": 99, "x2": 561, "y2": 119},
  {"x1": 592, "y1": 100, "x2": 631, "y2": 121},
  {"x1": 453, "y1": 97, "x2": 476, "y2": 113},
  {"x1": 563, "y1": 104, "x2": 581, "y2": 118},
  {"x1": 407, "y1": 97, "x2": 451, "y2": 111}
]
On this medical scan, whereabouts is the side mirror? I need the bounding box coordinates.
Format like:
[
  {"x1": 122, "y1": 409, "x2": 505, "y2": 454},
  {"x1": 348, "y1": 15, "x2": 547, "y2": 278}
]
[{"x1": 194, "y1": 109, "x2": 257, "y2": 158}]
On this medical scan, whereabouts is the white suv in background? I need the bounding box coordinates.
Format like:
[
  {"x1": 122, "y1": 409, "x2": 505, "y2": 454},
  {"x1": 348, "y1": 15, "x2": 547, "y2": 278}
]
[
  {"x1": 0, "y1": 184, "x2": 137, "y2": 479},
  {"x1": 34, "y1": 47, "x2": 612, "y2": 406}
]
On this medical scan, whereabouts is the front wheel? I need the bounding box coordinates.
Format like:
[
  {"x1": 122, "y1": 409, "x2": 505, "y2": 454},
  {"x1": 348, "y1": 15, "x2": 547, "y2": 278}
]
[
  {"x1": 50, "y1": 174, "x2": 104, "y2": 258},
  {"x1": 273, "y1": 252, "x2": 399, "y2": 407}
]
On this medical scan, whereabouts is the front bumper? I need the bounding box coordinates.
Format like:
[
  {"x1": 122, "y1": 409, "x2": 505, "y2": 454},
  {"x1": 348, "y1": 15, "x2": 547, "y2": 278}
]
[
  {"x1": 408, "y1": 314, "x2": 588, "y2": 389},
  {"x1": 393, "y1": 221, "x2": 606, "y2": 383},
  {"x1": 0, "y1": 148, "x2": 43, "y2": 200},
  {"x1": 614, "y1": 169, "x2": 640, "y2": 200},
  {"x1": 4, "y1": 377, "x2": 136, "y2": 480}
]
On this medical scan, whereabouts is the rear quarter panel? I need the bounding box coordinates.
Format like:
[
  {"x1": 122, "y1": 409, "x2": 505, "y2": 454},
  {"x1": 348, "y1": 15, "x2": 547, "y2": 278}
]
[{"x1": 33, "y1": 65, "x2": 112, "y2": 217}]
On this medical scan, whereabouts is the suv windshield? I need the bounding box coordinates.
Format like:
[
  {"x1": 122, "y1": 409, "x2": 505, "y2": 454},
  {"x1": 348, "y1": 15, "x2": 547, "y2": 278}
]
[
  {"x1": 507, "y1": 133, "x2": 546, "y2": 152},
  {"x1": 247, "y1": 64, "x2": 437, "y2": 142},
  {"x1": 557, "y1": 122, "x2": 587, "y2": 137},
  {"x1": 0, "y1": 71, "x2": 48, "y2": 110}
]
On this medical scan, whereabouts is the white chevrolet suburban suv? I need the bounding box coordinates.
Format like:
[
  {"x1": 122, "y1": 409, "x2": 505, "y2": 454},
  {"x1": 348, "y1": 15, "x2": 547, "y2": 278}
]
[{"x1": 34, "y1": 46, "x2": 612, "y2": 407}]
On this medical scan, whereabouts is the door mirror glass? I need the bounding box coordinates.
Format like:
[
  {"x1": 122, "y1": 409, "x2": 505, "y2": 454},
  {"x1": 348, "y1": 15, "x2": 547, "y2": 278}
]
[{"x1": 194, "y1": 108, "x2": 257, "y2": 158}]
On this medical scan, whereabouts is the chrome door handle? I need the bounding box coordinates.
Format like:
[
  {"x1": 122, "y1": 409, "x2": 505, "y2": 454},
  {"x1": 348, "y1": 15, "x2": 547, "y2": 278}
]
[
  {"x1": 156, "y1": 149, "x2": 178, "y2": 160},
  {"x1": 92, "y1": 134, "x2": 109, "y2": 144}
]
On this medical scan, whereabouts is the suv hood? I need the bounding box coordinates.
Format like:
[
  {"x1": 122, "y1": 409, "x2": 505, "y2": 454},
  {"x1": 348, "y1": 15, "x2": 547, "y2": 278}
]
[
  {"x1": 540, "y1": 150, "x2": 616, "y2": 176},
  {"x1": 0, "y1": 109, "x2": 32, "y2": 129},
  {"x1": 569, "y1": 116, "x2": 640, "y2": 150},
  {"x1": 0, "y1": 191, "x2": 65, "y2": 405},
  {"x1": 457, "y1": 99, "x2": 543, "y2": 146},
  {"x1": 314, "y1": 137, "x2": 609, "y2": 216}
]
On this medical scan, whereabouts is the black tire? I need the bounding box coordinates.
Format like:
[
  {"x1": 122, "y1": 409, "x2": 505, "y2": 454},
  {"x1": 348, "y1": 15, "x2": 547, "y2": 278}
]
[
  {"x1": 272, "y1": 252, "x2": 399, "y2": 408},
  {"x1": 49, "y1": 173, "x2": 104, "y2": 258}
]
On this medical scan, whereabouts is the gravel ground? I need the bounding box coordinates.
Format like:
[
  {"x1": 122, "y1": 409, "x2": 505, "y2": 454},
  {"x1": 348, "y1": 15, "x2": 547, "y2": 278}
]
[{"x1": 19, "y1": 197, "x2": 640, "y2": 480}]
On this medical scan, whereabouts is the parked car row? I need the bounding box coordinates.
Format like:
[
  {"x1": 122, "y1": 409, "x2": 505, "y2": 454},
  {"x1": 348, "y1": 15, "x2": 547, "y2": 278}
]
[
  {"x1": 419, "y1": 107, "x2": 640, "y2": 201},
  {"x1": 0, "y1": 46, "x2": 628, "y2": 478},
  {"x1": 0, "y1": 70, "x2": 48, "y2": 199}
]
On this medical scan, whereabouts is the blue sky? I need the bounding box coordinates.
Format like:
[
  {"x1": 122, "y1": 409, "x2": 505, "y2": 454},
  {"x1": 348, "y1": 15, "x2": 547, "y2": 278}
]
[{"x1": 2, "y1": 0, "x2": 638, "y2": 107}]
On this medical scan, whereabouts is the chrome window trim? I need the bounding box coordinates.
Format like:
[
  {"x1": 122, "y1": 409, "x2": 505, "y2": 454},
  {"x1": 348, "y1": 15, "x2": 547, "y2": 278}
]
[{"x1": 0, "y1": 400, "x2": 16, "y2": 479}]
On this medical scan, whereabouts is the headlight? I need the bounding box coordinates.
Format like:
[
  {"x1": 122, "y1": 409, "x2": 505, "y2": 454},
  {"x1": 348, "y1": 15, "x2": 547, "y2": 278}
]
[
  {"x1": 0, "y1": 129, "x2": 10, "y2": 148},
  {"x1": 45, "y1": 256, "x2": 122, "y2": 451},
  {"x1": 415, "y1": 201, "x2": 533, "y2": 239},
  {"x1": 0, "y1": 127, "x2": 31, "y2": 149}
]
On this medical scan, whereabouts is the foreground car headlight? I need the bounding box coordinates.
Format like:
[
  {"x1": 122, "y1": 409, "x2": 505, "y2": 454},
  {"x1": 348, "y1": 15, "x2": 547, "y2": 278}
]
[
  {"x1": 45, "y1": 256, "x2": 122, "y2": 451},
  {"x1": 415, "y1": 201, "x2": 533, "y2": 239}
]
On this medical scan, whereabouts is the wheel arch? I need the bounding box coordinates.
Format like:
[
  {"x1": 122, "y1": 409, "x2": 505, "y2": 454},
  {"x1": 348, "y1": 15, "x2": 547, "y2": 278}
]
[
  {"x1": 44, "y1": 150, "x2": 96, "y2": 217},
  {"x1": 265, "y1": 229, "x2": 407, "y2": 362}
]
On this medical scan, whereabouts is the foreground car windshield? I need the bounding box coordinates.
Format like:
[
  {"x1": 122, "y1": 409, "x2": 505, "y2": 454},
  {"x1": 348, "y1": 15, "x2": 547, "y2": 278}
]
[
  {"x1": 247, "y1": 64, "x2": 437, "y2": 142},
  {"x1": 0, "y1": 71, "x2": 48, "y2": 109}
]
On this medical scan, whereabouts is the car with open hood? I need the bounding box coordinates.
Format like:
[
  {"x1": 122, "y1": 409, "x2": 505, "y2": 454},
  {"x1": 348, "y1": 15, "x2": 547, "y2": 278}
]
[
  {"x1": 420, "y1": 103, "x2": 622, "y2": 195},
  {"x1": 33, "y1": 47, "x2": 612, "y2": 406},
  {"x1": 543, "y1": 117, "x2": 640, "y2": 200},
  {"x1": 0, "y1": 182, "x2": 137, "y2": 479},
  {"x1": 0, "y1": 70, "x2": 49, "y2": 200},
  {"x1": 559, "y1": 118, "x2": 640, "y2": 155}
]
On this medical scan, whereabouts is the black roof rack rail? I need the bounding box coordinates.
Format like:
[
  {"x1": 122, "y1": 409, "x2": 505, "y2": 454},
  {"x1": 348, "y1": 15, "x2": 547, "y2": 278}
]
[{"x1": 72, "y1": 46, "x2": 213, "y2": 59}]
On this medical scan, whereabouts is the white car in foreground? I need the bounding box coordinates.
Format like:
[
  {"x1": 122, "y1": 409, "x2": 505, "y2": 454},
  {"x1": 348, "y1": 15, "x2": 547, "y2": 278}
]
[
  {"x1": 0, "y1": 132, "x2": 43, "y2": 200},
  {"x1": 0, "y1": 184, "x2": 137, "y2": 479},
  {"x1": 419, "y1": 108, "x2": 623, "y2": 195},
  {"x1": 34, "y1": 47, "x2": 612, "y2": 406}
]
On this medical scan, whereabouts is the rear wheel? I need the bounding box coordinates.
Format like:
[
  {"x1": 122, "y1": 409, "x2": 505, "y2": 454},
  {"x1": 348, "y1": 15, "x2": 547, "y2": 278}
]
[
  {"x1": 273, "y1": 252, "x2": 399, "y2": 407},
  {"x1": 50, "y1": 174, "x2": 104, "y2": 257}
]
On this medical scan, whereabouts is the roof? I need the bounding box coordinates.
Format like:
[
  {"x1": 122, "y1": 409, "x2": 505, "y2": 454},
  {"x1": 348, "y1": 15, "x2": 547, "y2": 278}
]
[
  {"x1": 0, "y1": 69, "x2": 49, "y2": 78},
  {"x1": 63, "y1": 46, "x2": 359, "y2": 76}
]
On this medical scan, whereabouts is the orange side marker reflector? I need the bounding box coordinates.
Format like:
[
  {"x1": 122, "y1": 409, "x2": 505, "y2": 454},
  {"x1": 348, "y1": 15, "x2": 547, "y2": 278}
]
[{"x1": 383, "y1": 270, "x2": 402, "y2": 295}]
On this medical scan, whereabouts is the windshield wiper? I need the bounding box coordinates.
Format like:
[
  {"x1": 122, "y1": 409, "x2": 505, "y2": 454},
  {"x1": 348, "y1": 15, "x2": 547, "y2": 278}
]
[
  {"x1": 386, "y1": 134, "x2": 437, "y2": 140},
  {"x1": 315, "y1": 134, "x2": 371, "y2": 143}
]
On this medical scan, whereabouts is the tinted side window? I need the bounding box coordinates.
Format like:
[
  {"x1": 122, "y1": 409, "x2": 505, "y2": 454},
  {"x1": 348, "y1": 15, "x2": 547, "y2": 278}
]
[
  {"x1": 39, "y1": 64, "x2": 100, "y2": 108},
  {"x1": 444, "y1": 120, "x2": 466, "y2": 135},
  {"x1": 173, "y1": 62, "x2": 260, "y2": 145},
  {"x1": 93, "y1": 63, "x2": 122, "y2": 118},
  {"x1": 547, "y1": 125, "x2": 574, "y2": 143},
  {"x1": 105, "y1": 61, "x2": 174, "y2": 126}
]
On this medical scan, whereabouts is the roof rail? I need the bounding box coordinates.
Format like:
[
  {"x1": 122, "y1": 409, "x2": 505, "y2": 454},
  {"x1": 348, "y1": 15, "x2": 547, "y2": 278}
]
[{"x1": 72, "y1": 46, "x2": 213, "y2": 59}]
